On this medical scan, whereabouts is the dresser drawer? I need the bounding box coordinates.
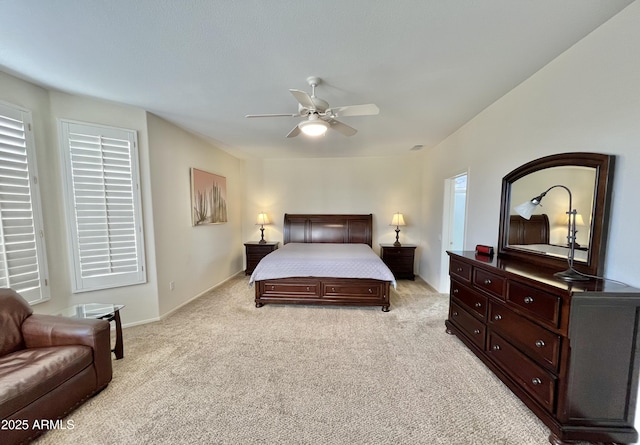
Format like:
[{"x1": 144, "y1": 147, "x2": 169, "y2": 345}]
[
  {"x1": 488, "y1": 332, "x2": 557, "y2": 413},
  {"x1": 507, "y1": 281, "x2": 561, "y2": 327},
  {"x1": 450, "y1": 258, "x2": 472, "y2": 282},
  {"x1": 262, "y1": 280, "x2": 320, "y2": 297},
  {"x1": 489, "y1": 302, "x2": 561, "y2": 371},
  {"x1": 473, "y1": 268, "x2": 506, "y2": 299},
  {"x1": 449, "y1": 301, "x2": 486, "y2": 349},
  {"x1": 451, "y1": 281, "x2": 487, "y2": 319}
]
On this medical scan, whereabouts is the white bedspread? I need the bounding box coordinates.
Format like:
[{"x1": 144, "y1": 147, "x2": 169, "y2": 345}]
[
  {"x1": 510, "y1": 243, "x2": 588, "y2": 262},
  {"x1": 249, "y1": 243, "x2": 397, "y2": 288}
]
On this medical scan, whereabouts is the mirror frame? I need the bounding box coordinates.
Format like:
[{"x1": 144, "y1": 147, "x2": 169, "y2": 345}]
[{"x1": 497, "y1": 152, "x2": 615, "y2": 277}]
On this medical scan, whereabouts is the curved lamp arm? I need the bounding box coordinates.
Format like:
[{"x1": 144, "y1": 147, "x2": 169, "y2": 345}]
[{"x1": 514, "y1": 185, "x2": 586, "y2": 281}]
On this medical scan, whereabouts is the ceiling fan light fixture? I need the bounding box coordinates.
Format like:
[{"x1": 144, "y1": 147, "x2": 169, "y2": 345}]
[{"x1": 298, "y1": 119, "x2": 329, "y2": 137}]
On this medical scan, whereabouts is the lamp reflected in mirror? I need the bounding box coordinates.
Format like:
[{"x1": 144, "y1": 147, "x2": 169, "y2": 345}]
[
  {"x1": 514, "y1": 185, "x2": 589, "y2": 282},
  {"x1": 560, "y1": 213, "x2": 586, "y2": 248}
]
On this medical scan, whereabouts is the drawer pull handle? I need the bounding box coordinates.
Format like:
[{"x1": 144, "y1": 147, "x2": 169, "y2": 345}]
[
  {"x1": 473, "y1": 329, "x2": 481, "y2": 334},
  {"x1": 494, "y1": 314, "x2": 502, "y2": 321},
  {"x1": 524, "y1": 296, "x2": 534, "y2": 304},
  {"x1": 484, "y1": 279, "x2": 492, "y2": 285},
  {"x1": 456, "y1": 267, "x2": 463, "y2": 272},
  {"x1": 306, "y1": 287, "x2": 310, "y2": 291},
  {"x1": 535, "y1": 340, "x2": 545, "y2": 348},
  {"x1": 452, "y1": 311, "x2": 459, "y2": 317},
  {"x1": 368, "y1": 288, "x2": 372, "y2": 293},
  {"x1": 531, "y1": 378, "x2": 542, "y2": 386},
  {"x1": 453, "y1": 288, "x2": 459, "y2": 294},
  {"x1": 474, "y1": 302, "x2": 482, "y2": 308},
  {"x1": 331, "y1": 287, "x2": 336, "y2": 292},
  {"x1": 492, "y1": 345, "x2": 501, "y2": 351},
  {"x1": 271, "y1": 285, "x2": 275, "y2": 290}
]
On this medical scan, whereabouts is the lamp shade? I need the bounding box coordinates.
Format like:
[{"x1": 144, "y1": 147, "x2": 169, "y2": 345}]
[
  {"x1": 514, "y1": 201, "x2": 538, "y2": 220},
  {"x1": 563, "y1": 213, "x2": 585, "y2": 226},
  {"x1": 255, "y1": 213, "x2": 270, "y2": 225},
  {"x1": 298, "y1": 119, "x2": 328, "y2": 136},
  {"x1": 390, "y1": 213, "x2": 406, "y2": 227}
]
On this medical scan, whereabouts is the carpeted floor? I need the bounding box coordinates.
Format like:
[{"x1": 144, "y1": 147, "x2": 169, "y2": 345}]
[{"x1": 34, "y1": 274, "x2": 552, "y2": 445}]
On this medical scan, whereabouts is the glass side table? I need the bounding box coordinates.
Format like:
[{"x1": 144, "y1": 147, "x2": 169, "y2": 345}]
[{"x1": 58, "y1": 303, "x2": 125, "y2": 360}]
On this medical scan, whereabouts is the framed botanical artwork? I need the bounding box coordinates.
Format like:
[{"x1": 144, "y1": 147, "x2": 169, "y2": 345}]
[{"x1": 190, "y1": 168, "x2": 228, "y2": 226}]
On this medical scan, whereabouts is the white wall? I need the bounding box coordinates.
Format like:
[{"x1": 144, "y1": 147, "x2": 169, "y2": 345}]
[
  {"x1": 419, "y1": 1, "x2": 640, "y2": 293},
  {"x1": 0, "y1": 74, "x2": 162, "y2": 325},
  {"x1": 243, "y1": 154, "x2": 423, "y2": 259},
  {"x1": 146, "y1": 113, "x2": 245, "y2": 316}
]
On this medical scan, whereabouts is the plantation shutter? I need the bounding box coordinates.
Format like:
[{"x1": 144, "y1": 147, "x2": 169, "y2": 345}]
[
  {"x1": 0, "y1": 102, "x2": 49, "y2": 304},
  {"x1": 59, "y1": 120, "x2": 146, "y2": 293}
]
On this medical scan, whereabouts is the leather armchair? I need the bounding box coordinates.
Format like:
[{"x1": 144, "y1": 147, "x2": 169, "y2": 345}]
[{"x1": 0, "y1": 289, "x2": 113, "y2": 445}]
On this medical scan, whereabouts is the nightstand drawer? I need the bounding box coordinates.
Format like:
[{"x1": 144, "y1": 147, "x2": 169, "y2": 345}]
[{"x1": 382, "y1": 247, "x2": 413, "y2": 258}]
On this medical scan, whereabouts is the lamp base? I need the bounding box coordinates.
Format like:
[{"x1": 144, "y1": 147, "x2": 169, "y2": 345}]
[
  {"x1": 259, "y1": 227, "x2": 266, "y2": 244},
  {"x1": 553, "y1": 268, "x2": 590, "y2": 282},
  {"x1": 394, "y1": 227, "x2": 401, "y2": 247}
]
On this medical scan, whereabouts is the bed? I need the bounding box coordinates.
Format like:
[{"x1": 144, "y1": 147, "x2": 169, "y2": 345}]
[
  {"x1": 508, "y1": 213, "x2": 588, "y2": 262},
  {"x1": 250, "y1": 214, "x2": 396, "y2": 311}
]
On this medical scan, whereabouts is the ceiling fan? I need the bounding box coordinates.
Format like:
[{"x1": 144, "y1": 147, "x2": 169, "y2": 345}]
[{"x1": 245, "y1": 76, "x2": 379, "y2": 138}]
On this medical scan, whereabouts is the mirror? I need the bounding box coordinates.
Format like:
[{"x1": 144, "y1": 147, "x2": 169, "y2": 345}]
[{"x1": 498, "y1": 153, "x2": 614, "y2": 277}]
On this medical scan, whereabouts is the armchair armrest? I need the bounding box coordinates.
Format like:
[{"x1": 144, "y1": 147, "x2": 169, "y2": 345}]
[{"x1": 22, "y1": 314, "x2": 112, "y2": 388}]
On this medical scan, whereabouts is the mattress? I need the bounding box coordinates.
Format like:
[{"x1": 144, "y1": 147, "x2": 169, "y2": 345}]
[{"x1": 249, "y1": 243, "x2": 397, "y2": 287}]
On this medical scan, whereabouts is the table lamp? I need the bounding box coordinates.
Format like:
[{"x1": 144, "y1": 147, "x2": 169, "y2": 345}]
[
  {"x1": 390, "y1": 212, "x2": 406, "y2": 247},
  {"x1": 256, "y1": 212, "x2": 270, "y2": 244}
]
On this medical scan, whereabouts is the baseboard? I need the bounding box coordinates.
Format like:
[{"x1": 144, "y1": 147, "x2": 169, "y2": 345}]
[
  {"x1": 157, "y1": 270, "x2": 244, "y2": 321},
  {"x1": 118, "y1": 270, "x2": 244, "y2": 329}
]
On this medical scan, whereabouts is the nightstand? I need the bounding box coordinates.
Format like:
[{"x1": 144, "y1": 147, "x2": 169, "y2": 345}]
[
  {"x1": 244, "y1": 241, "x2": 279, "y2": 275},
  {"x1": 379, "y1": 244, "x2": 416, "y2": 280}
]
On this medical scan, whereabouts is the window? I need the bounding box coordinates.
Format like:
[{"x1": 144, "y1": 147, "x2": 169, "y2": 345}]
[
  {"x1": 0, "y1": 102, "x2": 49, "y2": 304},
  {"x1": 59, "y1": 120, "x2": 146, "y2": 293}
]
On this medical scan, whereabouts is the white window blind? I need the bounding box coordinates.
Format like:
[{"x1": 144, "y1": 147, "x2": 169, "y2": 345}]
[
  {"x1": 59, "y1": 120, "x2": 146, "y2": 293},
  {"x1": 0, "y1": 102, "x2": 49, "y2": 304}
]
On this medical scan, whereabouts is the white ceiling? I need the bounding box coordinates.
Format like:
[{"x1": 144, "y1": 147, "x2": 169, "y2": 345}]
[{"x1": 0, "y1": 0, "x2": 634, "y2": 159}]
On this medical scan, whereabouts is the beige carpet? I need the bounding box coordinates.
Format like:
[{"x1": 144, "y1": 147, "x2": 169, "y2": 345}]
[{"x1": 34, "y1": 274, "x2": 551, "y2": 445}]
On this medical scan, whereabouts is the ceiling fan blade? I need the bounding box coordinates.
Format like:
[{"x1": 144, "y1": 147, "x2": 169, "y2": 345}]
[
  {"x1": 327, "y1": 118, "x2": 357, "y2": 137},
  {"x1": 286, "y1": 125, "x2": 301, "y2": 138},
  {"x1": 289, "y1": 89, "x2": 315, "y2": 109},
  {"x1": 245, "y1": 113, "x2": 298, "y2": 118},
  {"x1": 329, "y1": 104, "x2": 379, "y2": 117}
]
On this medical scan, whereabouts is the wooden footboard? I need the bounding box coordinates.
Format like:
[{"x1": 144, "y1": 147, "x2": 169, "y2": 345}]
[{"x1": 255, "y1": 277, "x2": 391, "y2": 311}]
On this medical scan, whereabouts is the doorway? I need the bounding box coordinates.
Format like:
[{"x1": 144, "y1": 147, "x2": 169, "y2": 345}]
[{"x1": 439, "y1": 172, "x2": 468, "y2": 292}]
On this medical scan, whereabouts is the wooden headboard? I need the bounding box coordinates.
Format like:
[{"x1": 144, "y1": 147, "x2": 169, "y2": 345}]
[
  {"x1": 283, "y1": 214, "x2": 373, "y2": 247},
  {"x1": 509, "y1": 214, "x2": 550, "y2": 245}
]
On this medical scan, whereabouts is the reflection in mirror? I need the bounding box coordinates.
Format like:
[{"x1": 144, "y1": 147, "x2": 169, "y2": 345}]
[
  {"x1": 508, "y1": 166, "x2": 596, "y2": 263},
  {"x1": 498, "y1": 152, "x2": 614, "y2": 277}
]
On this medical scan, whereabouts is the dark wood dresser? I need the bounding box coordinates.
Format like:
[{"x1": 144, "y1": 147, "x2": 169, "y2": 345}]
[
  {"x1": 244, "y1": 241, "x2": 278, "y2": 275},
  {"x1": 379, "y1": 244, "x2": 416, "y2": 280},
  {"x1": 446, "y1": 251, "x2": 640, "y2": 445}
]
